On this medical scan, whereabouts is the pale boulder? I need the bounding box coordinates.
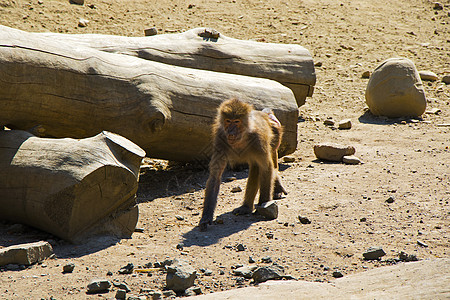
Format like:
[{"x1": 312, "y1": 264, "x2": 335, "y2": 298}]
[{"x1": 365, "y1": 58, "x2": 426, "y2": 118}]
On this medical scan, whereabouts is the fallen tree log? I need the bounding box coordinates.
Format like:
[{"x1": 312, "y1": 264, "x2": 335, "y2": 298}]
[
  {"x1": 36, "y1": 27, "x2": 316, "y2": 106},
  {"x1": 0, "y1": 130, "x2": 145, "y2": 243},
  {"x1": 0, "y1": 25, "x2": 298, "y2": 162}
]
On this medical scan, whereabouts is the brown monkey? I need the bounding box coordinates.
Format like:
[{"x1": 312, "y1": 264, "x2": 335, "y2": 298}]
[{"x1": 199, "y1": 98, "x2": 287, "y2": 231}]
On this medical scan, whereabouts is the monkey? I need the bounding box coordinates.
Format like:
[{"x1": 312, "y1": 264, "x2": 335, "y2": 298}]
[{"x1": 199, "y1": 98, "x2": 287, "y2": 231}]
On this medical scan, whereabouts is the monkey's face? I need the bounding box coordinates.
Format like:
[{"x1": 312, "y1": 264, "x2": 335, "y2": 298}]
[{"x1": 224, "y1": 118, "x2": 243, "y2": 145}]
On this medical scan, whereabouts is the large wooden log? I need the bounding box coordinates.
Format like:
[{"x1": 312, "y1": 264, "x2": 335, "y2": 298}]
[
  {"x1": 0, "y1": 25, "x2": 298, "y2": 162},
  {"x1": 36, "y1": 27, "x2": 316, "y2": 106},
  {"x1": 0, "y1": 130, "x2": 145, "y2": 243}
]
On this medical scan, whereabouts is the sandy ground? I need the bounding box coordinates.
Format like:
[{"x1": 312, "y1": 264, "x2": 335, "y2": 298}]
[{"x1": 0, "y1": 0, "x2": 449, "y2": 299}]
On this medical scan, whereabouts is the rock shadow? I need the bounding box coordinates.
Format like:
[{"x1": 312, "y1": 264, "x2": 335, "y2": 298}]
[{"x1": 358, "y1": 110, "x2": 422, "y2": 125}]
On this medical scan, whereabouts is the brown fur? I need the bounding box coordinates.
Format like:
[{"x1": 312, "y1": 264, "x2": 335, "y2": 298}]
[{"x1": 199, "y1": 98, "x2": 287, "y2": 231}]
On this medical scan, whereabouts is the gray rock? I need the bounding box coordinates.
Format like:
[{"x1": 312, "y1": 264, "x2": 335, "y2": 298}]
[
  {"x1": 365, "y1": 58, "x2": 427, "y2": 117},
  {"x1": 338, "y1": 119, "x2": 352, "y2": 130},
  {"x1": 63, "y1": 263, "x2": 75, "y2": 273},
  {"x1": 165, "y1": 259, "x2": 196, "y2": 292},
  {"x1": 70, "y1": 0, "x2": 84, "y2": 5},
  {"x1": 323, "y1": 118, "x2": 335, "y2": 126},
  {"x1": 236, "y1": 243, "x2": 246, "y2": 251},
  {"x1": 342, "y1": 155, "x2": 361, "y2": 165},
  {"x1": 87, "y1": 279, "x2": 111, "y2": 294},
  {"x1": 261, "y1": 256, "x2": 272, "y2": 263},
  {"x1": 425, "y1": 108, "x2": 441, "y2": 115},
  {"x1": 0, "y1": 241, "x2": 53, "y2": 266},
  {"x1": 113, "y1": 282, "x2": 131, "y2": 292},
  {"x1": 185, "y1": 286, "x2": 202, "y2": 296},
  {"x1": 361, "y1": 70, "x2": 371, "y2": 78},
  {"x1": 118, "y1": 263, "x2": 134, "y2": 274},
  {"x1": 144, "y1": 27, "x2": 158, "y2": 36},
  {"x1": 417, "y1": 240, "x2": 428, "y2": 247},
  {"x1": 252, "y1": 265, "x2": 285, "y2": 283},
  {"x1": 399, "y1": 251, "x2": 418, "y2": 262},
  {"x1": 442, "y1": 75, "x2": 450, "y2": 84},
  {"x1": 283, "y1": 156, "x2": 296, "y2": 163},
  {"x1": 163, "y1": 290, "x2": 177, "y2": 298},
  {"x1": 298, "y1": 216, "x2": 311, "y2": 224},
  {"x1": 332, "y1": 271, "x2": 344, "y2": 278},
  {"x1": 233, "y1": 265, "x2": 257, "y2": 278},
  {"x1": 313, "y1": 143, "x2": 356, "y2": 162},
  {"x1": 363, "y1": 247, "x2": 386, "y2": 260},
  {"x1": 419, "y1": 70, "x2": 439, "y2": 81},
  {"x1": 433, "y1": 2, "x2": 444, "y2": 10},
  {"x1": 115, "y1": 289, "x2": 127, "y2": 300},
  {"x1": 78, "y1": 18, "x2": 89, "y2": 27},
  {"x1": 231, "y1": 186, "x2": 242, "y2": 193},
  {"x1": 255, "y1": 200, "x2": 278, "y2": 219},
  {"x1": 385, "y1": 196, "x2": 395, "y2": 204}
]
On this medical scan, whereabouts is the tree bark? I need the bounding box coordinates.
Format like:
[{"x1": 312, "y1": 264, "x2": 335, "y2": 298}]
[
  {"x1": 36, "y1": 27, "x2": 316, "y2": 106},
  {"x1": 0, "y1": 25, "x2": 298, "y2": 162},
  {"x1": 0, "y1": 130, "x2": 145, "y2": 243}
]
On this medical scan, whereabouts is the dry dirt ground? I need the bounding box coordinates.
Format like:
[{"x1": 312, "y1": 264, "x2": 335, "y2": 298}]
[{"x1": 0, "y1": 0, "x2": 449, "y2": 299}]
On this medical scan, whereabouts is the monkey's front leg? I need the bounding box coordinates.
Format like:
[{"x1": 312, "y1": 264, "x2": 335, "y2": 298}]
[
  {"x1": 232, "y1": 163, "x2": 259, "y2": 215},
  {"x1": 199, "y1": 158, "x2": 226, "y2": 231}
]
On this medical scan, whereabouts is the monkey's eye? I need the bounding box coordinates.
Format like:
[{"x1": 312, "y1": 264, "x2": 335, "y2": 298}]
[
  {"x1": 224, "y1": 119, "x2": 231, "y2": 124},
  {"x1": 233, "y1": 120, "x2": 241, "y2": 125}
]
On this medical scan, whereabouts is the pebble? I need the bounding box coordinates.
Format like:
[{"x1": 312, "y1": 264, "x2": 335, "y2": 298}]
[
  {"x1": 425, "y1": 108, "x2": 441, "y2": 115},
  {"x1": 361, "y1": 70, "x2": 371, "y2": 78},
  {"x1": 236, "y1": 244, "x2": 246, "y2": 251},
  {"x1": 442, "y1": 75, "x2": 450, "y2": 84},
  {"x1": 115, "y1": 289, "x2": 127, "y2": 300},
  {"x1": 248, "y1": 256, "x2": 255, "y2": 263},
  {"x1": 342, "y1": 155, "x2": 361, "y2": 165},
  {"x1": 118, "y1": 263, "x2": 134, "y2": 274},
  {"x1": 78, "y1": 18, "x2": 89, "y2": 27},
  {"x1": 87, "y1": 279, "x2": 111, "y2": 294},
  {"x1": 313, "y1": 143, "x2": 356, "y2": 162},
  {"x1": 113, "y1": 282, "x2": 131, "y2": 292},
  {"x1": 433, "y1": 2, "x2": 444, "y2": 10},
  {"x1": 225, "y1": 176, "x2": 237, "y2": 182},
  {"x1": 338, "y1": 119, "x2": 352, "y2": 130},
  {"x1": 70, "y1": 0, "x2": 84, "y2": 5},
  {"x1": 255, "y1": 200, "x2": 278, "y2": 219},
  {"x1": 165, "y1": 259, "x2": 197, "y2": 292},
  {"x1": 261, "y1": 256, "x2": 272, "y2": 263},
  {"x1": 399, "y1": 251, "x2": 418, "y2": 262},
  {"x1": 417, "y1": 240, "x2": 428, "y2": 247},
  {"x1": 419, "y1": 70, "x2": 439, "y2": 81},
  {"x1": 323, "y1": 119, "x2": 335, "y2": 126},
  {"x1": 63, "y1": 263, "x2": 75, "y2": 273},
  {"x1": 185, "y1": 286, "x2": 202, "y2": 296},
  {"x1": 233, "y1": 265, "x2": 257, "y2": 278},
  {"x1": 144, "y1": 27, "x2": 158, "y2": 36},
  {"x1": 298, "y1": 216, "x2": 311, "y2": 224},
  {"x1": 363, "y1": 246, "x2": 386, "y2": 260},
  {"x1": 283, "y1": 156, "x2": 295, "y2": 163},
  {"x1": 175, "y1": 215, "x2": 184, "y2": 221},
  {"x1": 332, "y1": 271, "x2": 344, "y2": 278},
  {"x1": 385, "y1": 196, "x2": 395, "y2": 204},
  {"x1": 252, "y1": 265, "x2": 285, "y2": 283},
  {"x1": 231, "y1": 186, "x2": 242, "y2": 193}
]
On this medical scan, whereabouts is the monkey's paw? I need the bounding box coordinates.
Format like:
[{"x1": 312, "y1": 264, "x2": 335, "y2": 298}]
[
  {"x1": 232, "y1": 205, "x2": 252, "y2": 215},
  {"x1": 198, "y1": 219, "x2": 212, "y2": 231}
]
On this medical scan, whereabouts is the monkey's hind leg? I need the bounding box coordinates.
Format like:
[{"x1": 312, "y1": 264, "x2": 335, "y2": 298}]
[{"x1": 232, "y1": 163, "x2": 259, "y2": 215}]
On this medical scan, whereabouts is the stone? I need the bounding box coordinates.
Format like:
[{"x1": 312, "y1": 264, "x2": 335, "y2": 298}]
[
  {"x1": 323, "y1": 119, "x2": 335, "y2": 126},
  {"x1": 78, "y1": 18, "x2": 89, "y2": 27},
  {"x1": 175, "y1": 215, "x2": 184, "y2": 221},
  {"x1": 185, "y1": 286, "x2": 202, "y2": 296},
  {"x1": 231, "y1": 186, "x2": 242, "y2": 193},
  {"x1": 361, "y1": 70, "x2": 371, "y2": 78},
  {"x1": 338, "y1": 119, "x2": 352, "y2": 130},
  {"x1": 63, "y1": 263, "x2": 75, "y2": 273},
  {"x1": 252, "y1": 265, "x2": 285, "y2": 283},
  {"x1": 163, "y1": 290, "x2": 177, "y2": 298},
  {"x1": 433, "y1": 2, "x2": 444, "y2": 10},
  {"x1": 115, "y1": 289, "x2": 127, "y2": 300},
  {"x1": 363, "y1": 247, "x2": 386, "y2": 260},
  {"x1": 365, "y1": 58, "x2": 427, "y2": 118},
  {"x1": 225, "y1": 176, "x2": 237, "y2": 182},
  {"x1": 385, "y1": 196, "x2": 395, "y2": 204},
  {"x1": 425, "y1": 108, "x2": 441, "y2": 115},
  {"x1": 283, "y1": 156, "x2": 295, "y2": 163},
  {"x1": 70, "y1": 0, "x2": 84, "y2": 5},
  {"x1": 298, "y1": 216, "x2": 311, "y2": 224},
  {"x1": 118, "y1": 263, "x2": 134, "y2": 274},
  {"x1": 87, "y1": 279, "x2": 111, "y2": 294},
  {"x1": 113, "y1": 282, "x2": 131, "y2": 292},
  {"x1": 417, "y1": 240, "x2": 428, "y2": 247},
  {"x1": 342, "y1": 155, "x2": 361, "y2": 165},
  {"x1": 399, "y1": 251, "x2": 418, "y2": 262},
  {"x1": 313, "y1": 143, "x2": 356, "y2": 162},
  {"x1": 332, "y1": 271, "x2": 344, "y2": 278},
  {"x1": 419, "y1": 70, "x2": 439, "y2": 81},
  {"x1": 165, "y1": 259, "x2": 196, "y2": 292},
  {"x1": 144, "y1": 27, "x2": 158, "y2": 36},
  {"x1": 233, "y1": 265, "x2": 257, "y2": 278},
  {"x1": 442, "y1": 75, "x2": 450, "y2": 84},
  {"x1": 255, "y1": 200, "x2": 278, "y2": 219},
  {"x1": 0, "y1": 241, "x2": 53, "y2": 266},
  {"x1": 236, "y1": 244, "x2": 246, "y2": 251}
]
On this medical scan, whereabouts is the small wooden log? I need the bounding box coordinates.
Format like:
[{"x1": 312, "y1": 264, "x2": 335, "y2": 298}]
[
  {"x1": 0, "y1": 130, "x2": 145, "y2": 243},
  {"x1": 0, "y1": 25, "x2": 299, "y2": 161},
  {"x1": 36, "y1": 27, "x2": 316, "y2": 106}
]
